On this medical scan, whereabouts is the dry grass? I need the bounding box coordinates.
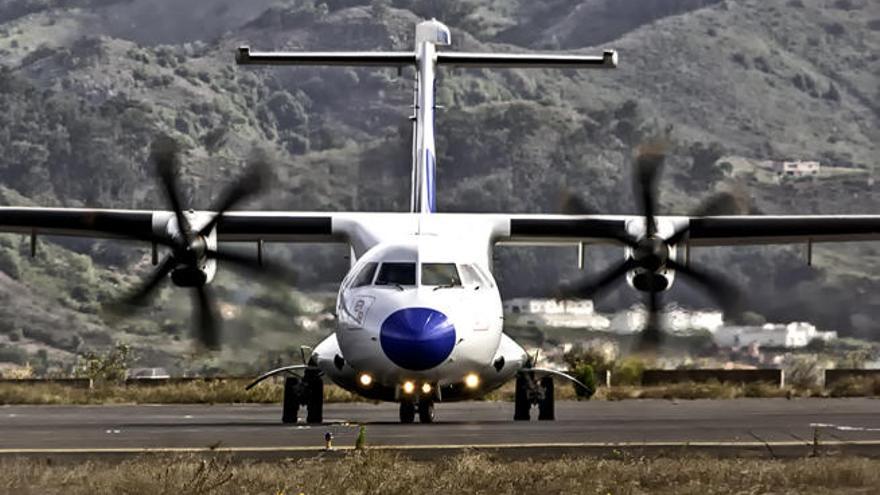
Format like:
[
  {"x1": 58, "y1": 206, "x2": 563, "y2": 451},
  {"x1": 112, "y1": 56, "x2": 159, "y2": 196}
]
[
  {"x1": 0, "y1": 380, "x2": 364, "y2": 405},
  {"x1": 594, "y1": 381, "x2": 797, "y2": 401},
  {"x1": 827, "y1": 376, "x2": 880, "y2": 398},
  {"x1": 1, "y1": 452, "x2": 879, "y2": 494},
  {"x1": 0, "y1": 379, "x2": 874, "y2": 406}
]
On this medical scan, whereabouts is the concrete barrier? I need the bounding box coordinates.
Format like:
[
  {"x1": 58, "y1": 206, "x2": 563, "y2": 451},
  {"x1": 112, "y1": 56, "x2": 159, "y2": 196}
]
[
  {"x1": 0, "y1": 378, "x2": 93, "y2": 389},
  {"x1": 825, "y1": 369, "x2": 880, "y2": 387},
  {"x1": 641, "y1": 369, "x2": 784, "y2": 388}
]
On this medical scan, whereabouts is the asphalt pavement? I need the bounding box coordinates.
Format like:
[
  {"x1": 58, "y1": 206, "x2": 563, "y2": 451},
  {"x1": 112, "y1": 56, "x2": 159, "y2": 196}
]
[{"x1": 1, "y1": 399, "x2": 879, "y2": 458}]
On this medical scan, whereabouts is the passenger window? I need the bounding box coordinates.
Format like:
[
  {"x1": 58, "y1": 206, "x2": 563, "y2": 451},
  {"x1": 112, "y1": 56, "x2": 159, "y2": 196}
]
[
  {"x1": 375, "y1": 263, "x2": 416, "y2": 286},
  {"x1": 352, "y1": 262, "x2": 378, "y2": 288},
  {"x1": 422, "y1": 263, "x2": 461, "y2": 287}
]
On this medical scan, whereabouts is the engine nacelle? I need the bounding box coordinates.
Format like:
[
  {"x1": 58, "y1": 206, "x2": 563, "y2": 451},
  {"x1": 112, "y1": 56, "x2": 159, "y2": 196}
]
[
  {"x1": 156, "y1": 210, "x2": 219, "y2": 287},
  {"x1": 627, "y1": 267, "x2": 674, "y2": 292},
  {"x1": 623, "y1": 217, "x2": 686, "y2": 293}
]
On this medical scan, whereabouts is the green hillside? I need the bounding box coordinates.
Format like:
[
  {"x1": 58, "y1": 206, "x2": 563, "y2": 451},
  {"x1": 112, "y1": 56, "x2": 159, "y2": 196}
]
[{"x1": 0, "y1": 0, "x2": 877, "y2": 373}]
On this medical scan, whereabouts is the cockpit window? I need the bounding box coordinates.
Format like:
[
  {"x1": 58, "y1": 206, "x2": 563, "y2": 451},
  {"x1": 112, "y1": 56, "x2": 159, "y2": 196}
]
[
  {"x1": 473, "y1": 264, "x2": 495, "y2": 288},
  {"x1": 421, "y1": 263, "x2": 462, "y2": 287},
  {"x1": 375, "y1": 262, "x2": 416, "y2": 286},
  {"x1": 352, "y1": 262, "x2": 378, "y2": 288},
  {"x1": 459, "y1": 264, "x2": 482, "y2": 287}
]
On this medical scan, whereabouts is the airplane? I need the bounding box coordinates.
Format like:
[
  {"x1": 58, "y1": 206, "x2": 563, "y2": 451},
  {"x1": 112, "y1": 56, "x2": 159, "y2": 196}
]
[{"x1": 2, "y1": 19, "x2": 880, "y2": 424}]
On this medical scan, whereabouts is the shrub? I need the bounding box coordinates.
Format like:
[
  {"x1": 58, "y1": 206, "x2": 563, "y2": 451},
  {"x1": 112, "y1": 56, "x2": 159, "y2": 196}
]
[
  {"x1": 0, "y1": 247, "x2": 21, "y2": 279},
  {"x1": 786, "y1": 355, "x2": 823, "y2": 389},
  {"x1": 0, "y1": 345, "x2": 27, "y2": 365},
  {"x1": 571, "y1": 363, "x2": 596, "y2": 399},
  {"x1": 74, "y1": 343, "x2": 132, "y2": 383},
  {"x1": 822, "y1": 22, "x2": 846, "y2": 37},
  {"x1": 613, "y1": 357, "x2": 646, "y2": 386},
  {"x1": 827, "y1": 376, "x2": 880, "y2": 397}
]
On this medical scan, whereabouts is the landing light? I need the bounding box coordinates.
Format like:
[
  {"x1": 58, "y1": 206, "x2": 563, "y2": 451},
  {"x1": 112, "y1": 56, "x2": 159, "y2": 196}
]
[
  {"x1": 464, "y1": 373, "x2": 480, "y2": 389},
  {"x1": 358, "y1": 373, "x2": 373, "y2": 387},
  {"x1": 402, "y1": 381, "x2": 416, "y2": 394},
  {"x1": 421, "y1": 383, "x2": 432, "y2": 395}
]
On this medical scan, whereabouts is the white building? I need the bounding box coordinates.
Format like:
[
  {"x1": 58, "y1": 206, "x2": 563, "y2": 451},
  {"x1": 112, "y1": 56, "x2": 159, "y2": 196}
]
[
  {"x1": 775, "y1": 160, "x2": 820, "y2": 178},
  {"x1": 503, "y1": 298, "x2": 610, "y2": 329},
  {"x1": 714, "y1": 322, "x2": 836, "y2": 348},
  {"x1": 504, "y1": 298, "x2": 594, "y2": 315},
  {"x1": 609, "y1": 304, "x2": 723, "y2": 335}
]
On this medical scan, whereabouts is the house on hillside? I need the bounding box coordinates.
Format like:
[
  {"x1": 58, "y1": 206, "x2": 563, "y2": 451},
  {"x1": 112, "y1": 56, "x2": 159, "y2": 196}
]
[
  {"x1": 714, "y1": 322, "x2": 836, "y2": 349},
  {"x1": 608, "y1": 304, "x2": 723, "y2": 335},
  {"x1": 503, "y1": 298, "x2": 610, "y2": 329},
  {"x1": 774, "y1": 160, "x2": 820, "y2": 178}
]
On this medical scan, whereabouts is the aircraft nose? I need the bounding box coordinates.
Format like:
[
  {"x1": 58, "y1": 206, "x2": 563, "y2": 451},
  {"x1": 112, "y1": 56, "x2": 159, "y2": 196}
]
[{"x1": 380, "y1": 308, "x2": 456, "y2": 371}]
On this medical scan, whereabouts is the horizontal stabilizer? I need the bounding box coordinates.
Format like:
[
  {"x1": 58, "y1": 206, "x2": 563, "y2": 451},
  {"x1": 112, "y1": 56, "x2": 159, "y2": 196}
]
[
  {"x1": 437, "y1": 50, "x2": 617, "y2": 69},
  {"x1": 236, "y1": 47, "x2": 416, "y2": 67}
]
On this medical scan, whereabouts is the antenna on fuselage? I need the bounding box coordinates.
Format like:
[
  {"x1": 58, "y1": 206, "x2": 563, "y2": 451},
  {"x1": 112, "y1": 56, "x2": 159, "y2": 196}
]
[{"x1": 236, "y1": 20, "x2": 618, "y2": 214}]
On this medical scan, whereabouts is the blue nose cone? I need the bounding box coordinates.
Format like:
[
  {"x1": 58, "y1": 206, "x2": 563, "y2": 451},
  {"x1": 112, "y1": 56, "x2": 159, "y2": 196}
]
[{"x1": 380, "y1": 308, "x2": 456, "y2": 371}]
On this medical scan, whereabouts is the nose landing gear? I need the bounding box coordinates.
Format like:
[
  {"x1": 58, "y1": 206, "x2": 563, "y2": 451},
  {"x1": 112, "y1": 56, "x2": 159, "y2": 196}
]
[
  {"x1": 514, "y1": 372, "x2": 555, "y2": 421},
  {"x1": 399, "y1": 397, "x2": 435, "y2": 423},
  {"x1": 281, "y1": 369, "x2": 324, "y2": 424}
]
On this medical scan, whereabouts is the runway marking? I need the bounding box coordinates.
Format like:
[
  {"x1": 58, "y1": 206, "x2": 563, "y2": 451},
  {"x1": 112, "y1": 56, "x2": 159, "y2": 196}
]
[
  {"x1": 2, "y1": 440, "x2": 880, "y2": 455},
  {"x1": 811, "y1": 423, "x2": 880, "y2": 432}
]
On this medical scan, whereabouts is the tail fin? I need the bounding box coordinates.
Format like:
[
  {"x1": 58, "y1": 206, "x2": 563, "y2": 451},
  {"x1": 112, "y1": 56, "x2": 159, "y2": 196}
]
[
  {"x1": 237, "y1": 19, "x2": 616, "y2": 215},
  {"x1": 411, "y1": 19, "x2": 450, "y2": 214}
]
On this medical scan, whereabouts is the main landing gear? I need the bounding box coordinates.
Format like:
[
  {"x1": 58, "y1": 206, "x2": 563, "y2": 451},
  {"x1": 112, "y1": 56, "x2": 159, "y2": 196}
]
[
  {"x1": 281, "y1": 368, "x2": 324, "y2": 424},
  {"x1": 399, "y1": 397, "x2": 435, "y2": 424},
  {"x1": 514, "y1": 372, "x2": 555, "y2": 421}
]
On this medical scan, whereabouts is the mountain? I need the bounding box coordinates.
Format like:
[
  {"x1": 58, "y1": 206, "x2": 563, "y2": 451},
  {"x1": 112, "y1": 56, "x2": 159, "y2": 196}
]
[{"x1": 0, "y1": 0, "x2": 877, "y2": 372}]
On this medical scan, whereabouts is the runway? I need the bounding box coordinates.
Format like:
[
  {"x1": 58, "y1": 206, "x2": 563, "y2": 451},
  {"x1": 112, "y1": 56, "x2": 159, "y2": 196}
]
[{"x1": 2, "y1": 399, "x2": 879, "y2": 458}]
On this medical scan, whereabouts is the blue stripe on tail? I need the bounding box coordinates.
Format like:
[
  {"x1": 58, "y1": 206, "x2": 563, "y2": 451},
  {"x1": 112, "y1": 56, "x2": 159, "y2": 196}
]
[{"x1": 426, "y1": 149, "x2": 436, "y2": 213}]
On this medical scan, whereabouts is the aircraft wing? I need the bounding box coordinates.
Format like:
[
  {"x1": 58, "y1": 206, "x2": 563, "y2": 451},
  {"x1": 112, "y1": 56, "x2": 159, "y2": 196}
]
[
  {"x1": 498, "y1": 214, "x2": 880, "y2": 246},
  {"x1": 0, "y1": 208, "x2": 343, "y2": 243}
]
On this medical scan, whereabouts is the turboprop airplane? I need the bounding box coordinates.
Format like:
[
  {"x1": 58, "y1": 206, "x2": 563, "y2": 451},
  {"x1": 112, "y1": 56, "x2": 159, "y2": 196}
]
[{"x1": 2, "y1": 19, "x2": 880, "y2": 424}]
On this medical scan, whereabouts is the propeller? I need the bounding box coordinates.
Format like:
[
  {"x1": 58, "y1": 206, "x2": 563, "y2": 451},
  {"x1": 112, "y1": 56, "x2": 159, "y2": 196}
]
[
  {"x1": 114, "y1": 138, "x2": 287, "y2": 349},
  {"x1": 561, "y1": 142, "x2": 745, "y2": 350}
]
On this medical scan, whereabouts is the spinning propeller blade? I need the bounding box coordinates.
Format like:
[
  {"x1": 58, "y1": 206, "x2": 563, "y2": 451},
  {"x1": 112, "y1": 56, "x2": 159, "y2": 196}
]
[
  {"x1": 110, "y1": 137, "x2": 292, "y2": 350},
  {"x1": 560, "y1": 142, "x2": 744, "y2": 350}
]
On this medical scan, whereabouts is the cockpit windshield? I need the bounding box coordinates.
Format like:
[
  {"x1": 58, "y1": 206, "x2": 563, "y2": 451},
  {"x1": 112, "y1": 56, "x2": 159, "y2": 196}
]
[
  {"x1": 375, "y1": 262, "x2": 416, "y2": 286},
  {"x1": 421, "y1": 263, "x2": 461, "y2": 287},
  {"x1": 352, "y1": 262, "x2": 378, "y2": 288}
]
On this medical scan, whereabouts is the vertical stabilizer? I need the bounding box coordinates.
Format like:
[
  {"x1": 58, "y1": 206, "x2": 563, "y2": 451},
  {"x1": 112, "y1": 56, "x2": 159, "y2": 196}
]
[
  {"x1": 410, "y1": 19, "x2": 451, "y2": 214},
  {"x1": 236, "y1": 20, "x2": 616, "y2": 215}
]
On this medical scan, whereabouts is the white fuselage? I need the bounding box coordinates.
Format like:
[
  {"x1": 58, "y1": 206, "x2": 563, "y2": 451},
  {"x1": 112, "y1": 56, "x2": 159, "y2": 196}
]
[{"x1": 310, "y1": 215, "x2": 528, "y2": 402}]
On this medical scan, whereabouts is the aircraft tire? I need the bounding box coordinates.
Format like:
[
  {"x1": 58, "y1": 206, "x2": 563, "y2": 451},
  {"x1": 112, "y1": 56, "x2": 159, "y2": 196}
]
[
  {"x1": 399, "y1": 401, "x2": 416, "y2": 424},
  {"x1": 537, "y1": 376, "x2": 555, "y2": 421},
  {"x1": 417, "y1": 398, "x2": 435, "y2": 423},
  {"x1": 282, "y1": 376, "x2": 301, "y2": 424},
  {"x1": 514, "y1": 374, "x2": 530, "y2": 421},
  {"x1": 305, "y1": 370, "x2": 324, "y2": 424}
]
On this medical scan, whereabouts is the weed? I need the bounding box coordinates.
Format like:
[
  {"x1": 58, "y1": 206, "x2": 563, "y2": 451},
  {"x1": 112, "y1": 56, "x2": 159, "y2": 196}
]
[{"x1": 0, "y1": 453, "x2": 878, "y2": 494}]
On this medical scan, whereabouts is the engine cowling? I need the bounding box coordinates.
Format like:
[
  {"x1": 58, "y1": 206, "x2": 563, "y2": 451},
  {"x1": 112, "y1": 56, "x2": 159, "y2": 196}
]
[
  {"x1": 623, "y1": 218, "x2": 684, "y2": 293},
  {"x1": 161, "y1": 211, "x2": 218, "y2": 287}
]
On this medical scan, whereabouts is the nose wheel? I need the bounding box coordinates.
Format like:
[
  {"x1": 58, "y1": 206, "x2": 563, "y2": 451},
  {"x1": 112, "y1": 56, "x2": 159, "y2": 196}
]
[
  {"x1": 399, "y1": 398, "x2": 435, "y2": 423},
  {"x1": 281, "y1": 370, "x2": 324, "y2": 424},
  {"x1": 514, "y1": 373, "x2": 555, "y2": 421},
  {"x1": 399, "y1": 401, "x2": 416, "y2": 423}
]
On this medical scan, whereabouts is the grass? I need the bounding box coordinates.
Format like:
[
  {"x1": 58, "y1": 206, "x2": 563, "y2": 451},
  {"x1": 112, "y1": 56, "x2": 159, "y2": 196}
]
[
  {"x1": 826, "y1": 376, "x2": 880, "y2": 398},
  {"x1": 1, "y1": 452, "x2": 879, "y2": 494},
  {"x1": 0, "y1": 379, "x2": 364, "y2": 405},
  {"x1": 1, "y1": 378, "x2": 876, "y2": 406}
]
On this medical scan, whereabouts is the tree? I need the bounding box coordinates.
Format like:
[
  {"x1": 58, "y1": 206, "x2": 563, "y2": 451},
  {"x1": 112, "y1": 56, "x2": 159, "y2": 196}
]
[{"x1": 371, "y1": 0, "x2": 391, "y2": 18}]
